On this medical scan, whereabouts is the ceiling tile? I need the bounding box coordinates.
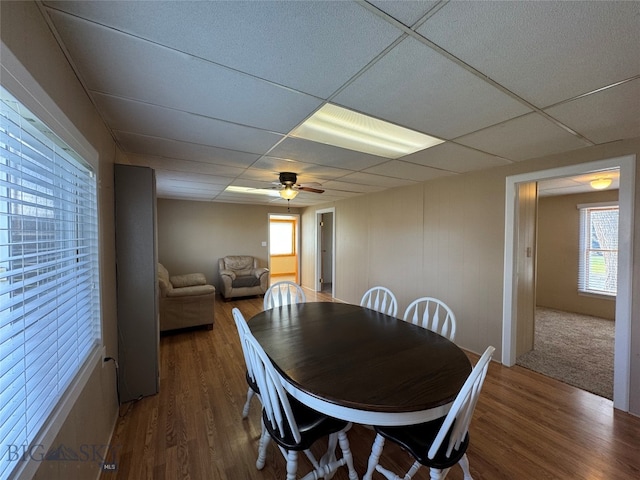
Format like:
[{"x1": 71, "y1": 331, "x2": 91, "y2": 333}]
[
  {"x1": 154, "y1": 170, "x2": 232, "y2": 187},
  {"x1": 333, "y1": 36, "x2": 531, "y2": 139},
  {"x1": 127, "y1": 155, "x2": 247, "y2": 178},
  {"x1": 267, "y1": 137, "x2": 390, "y2": 171},
  {"x1": 455, "y1": 113, "x2": 592, "y2": 162},
  {"x1": 114, "y1": 132, "x2": 260, "y2": 168},
  {"x1": 363, "y1": 160, "x2": 456, "y2": 182},
  {"x1": 367, "y1": 1, "x2": 440, "y2": 26},
  {"x1": 93, "y1": 93, "x2": 284, "y2": 154},
  {"x1": 45, "y1": 0, "x2": 404, "y2": 98},
  {"x1": 401, "y1": 142, "x2": 512, "y2": 173},
  {"x1": 544, "y1": 79, "x2": 640, "y2": 144},
  {"x1": 538, "y1": 169, "x2": 620, "y2": 197},
  {"x1": 247, "y1": 158, "x2": 352, "y2": 182},
  {"x1": 337, "y1": 172, "x2": 418, "y2": 188},
  {"x1": 320, "y1": 180, "x2": 387, "y2": 194},
  {"x1": 419, "y1": 1, "x2": 640, "y2": 107},
  {"x1": 47, "y1": 10, "x2": 323, "y2": 133}
]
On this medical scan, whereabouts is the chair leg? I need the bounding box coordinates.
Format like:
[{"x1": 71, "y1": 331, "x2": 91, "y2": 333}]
[
  {"x1": 429, "y1": 467, "x2": 452, "y2": 480},
  {"x1": 337, "y1": 429, "x2": 359, "y2": 480},
  {"x1": 256, "y1": 419, "x2": 270, "y2": 470},
  {"x1": 459, "y1": 453, "x2": 473, "y2": 480},
  {"x1": 242, "y1": 387, "x2": 254, "y2": 418},
  {"x1": 363, "y1": 433, "x2": 386, "y2": 480},
  {"x1": 404, "y1": 461, "x2": 421, "y2": 479},
  {"x1": 375, "y1": 459, "x2": 420, "y2": 480},
  {"x1": 285, "y1": 450, "x2": 298, "y2": 480}
]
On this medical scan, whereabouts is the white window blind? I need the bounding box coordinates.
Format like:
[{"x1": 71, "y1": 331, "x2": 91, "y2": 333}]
[
  {"x1": 578, "y1": 203, "x2": 618, "y2": 296},
  {"x1": 0, "y1": 87, "x2": 100, "y2": 480}
]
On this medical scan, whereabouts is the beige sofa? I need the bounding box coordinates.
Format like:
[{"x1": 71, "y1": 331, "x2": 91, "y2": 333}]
[
  {"x1": 218, "y1": 255, "x2": 269, "y2": 300},
  {"x1": 157, "y1": 263, "x2": 216, "y2": 332}
]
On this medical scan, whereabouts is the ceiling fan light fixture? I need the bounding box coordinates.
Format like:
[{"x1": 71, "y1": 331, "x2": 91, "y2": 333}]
[
  {"x1": 590, "y1": 178, "x2": 612, "y2": 190},
  {"x1": 290, "y1": 103, "x2": 444, "y2": 159},
  {"x1": 279, "y1": 185, "x2": 299, "y2": 200}
]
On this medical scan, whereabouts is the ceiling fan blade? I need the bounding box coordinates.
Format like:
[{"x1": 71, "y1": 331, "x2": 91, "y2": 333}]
[{"x1": 298, "y1": 186, "x2": 324, "y2": 194}]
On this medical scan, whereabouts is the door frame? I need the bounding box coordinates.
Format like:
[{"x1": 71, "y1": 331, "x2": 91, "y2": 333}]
[
  {"x1": 315, "y1": 207, "x2": 335, "y2": 294},
  {"x1": 502, "y1": 154, "x2": 635, "y2": 411},
  {"x1": 268, "y1": 213, "x2": 301, "y2": 284}
]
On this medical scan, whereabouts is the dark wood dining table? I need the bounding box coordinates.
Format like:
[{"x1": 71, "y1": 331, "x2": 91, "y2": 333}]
[{"x1": 248, "y1": 301, "x2": 471, "y2": 426}]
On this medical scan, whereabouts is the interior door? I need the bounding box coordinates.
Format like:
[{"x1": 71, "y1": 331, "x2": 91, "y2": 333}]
[
  {"x1": 320, "y1": 213, "x2": 333, "y2": 292},
  {"x1": 515, "y1": 181, "x2": 538, "y2": 357},
  {"x1": 316, "y1": 208, "x2": 335, "y2": 294}
]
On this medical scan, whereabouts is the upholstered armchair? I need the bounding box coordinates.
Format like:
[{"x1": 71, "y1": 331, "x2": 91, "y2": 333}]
[
  {"x1": 218, "y1": 255, "x2": 269, "y2": 300},
  {"x1": 157, "y1": 263, "x2": 216, "y2": 332}
]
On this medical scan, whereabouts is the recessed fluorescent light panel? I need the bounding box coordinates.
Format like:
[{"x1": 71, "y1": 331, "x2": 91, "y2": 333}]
[
  {"x1": 225, "y1": 186, "x2": 279, "y2": 197},
  {"x1": 290, "y1": 103, "x2": 444, "y2": 159}
]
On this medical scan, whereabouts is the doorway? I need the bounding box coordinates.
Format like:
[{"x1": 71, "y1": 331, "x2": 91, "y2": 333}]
[
  {"x1": 268, "y1": 214, "x2": 300, "y2": 285},
  {"x1": 503, "y1": 155, "x2": 635, "y2": 411},
  {"x1": 516, "y1": 173, "x2": 619, "y2": 399},
  {"x1": 315, "y1": 208, "x2": 335, "y2": 295}
]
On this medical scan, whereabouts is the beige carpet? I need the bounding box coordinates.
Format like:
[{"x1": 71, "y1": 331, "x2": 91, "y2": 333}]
[{"x1": 516, "y1": 307, "x2": 614, "y2": 399}]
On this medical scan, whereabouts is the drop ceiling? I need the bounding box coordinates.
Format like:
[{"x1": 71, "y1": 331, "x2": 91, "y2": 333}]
[{"x1": 39, "y1": 1, "x2": 639, "y2": 206}]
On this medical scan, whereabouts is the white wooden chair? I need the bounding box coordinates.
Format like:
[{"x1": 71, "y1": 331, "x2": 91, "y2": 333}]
[
  {"x1": 360, "y1": 286, "x2": 398, "y2": 317},
  {"x1": 263, "y1": 281, "x2": 306, "y2": 310},
  {"x1": 232, "y1": 307, "x2": 260, "y2": 419},
  {"x1": 243, "y1": 333, "x2": 359, "y2": 480},
  {"x1": 402, "y1": 297, "x2": 457, "y2": 341},
  {"x1": 363, "y1": 346, "x2": 495, "y2": 480}
]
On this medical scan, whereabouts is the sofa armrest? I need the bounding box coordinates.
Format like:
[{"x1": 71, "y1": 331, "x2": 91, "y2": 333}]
[
  {"x1": 254, "y1": 267, "x2": 269, "y2": 292},
  {"x1": 219, "y1": 269, "x2": 236, "y2": 280},
  {"x1": 158, "y1": 277, "x2": 172, "y2": 298},
  {"x1": 166, "y1": 284, "x2": 216, "y2": 298},
  {"x1": 170, "y1": 272, "x2": 207, "y2": 288},
  {"x1": 253, "y1": 267, "x2": 268, "y2": 278}
]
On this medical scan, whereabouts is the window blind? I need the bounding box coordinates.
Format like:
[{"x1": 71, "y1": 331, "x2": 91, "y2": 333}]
[
  {"x1": 0, "y1": 87, "x2": 100, "y2": 480},
  {"x1": 578, "y1": 204, "x2": 618, "y2": 296}
]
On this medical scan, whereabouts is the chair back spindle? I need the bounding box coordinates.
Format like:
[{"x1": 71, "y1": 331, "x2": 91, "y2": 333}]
[
  {"x1": 403, "y1": 297, "x2": 457, "y2": 341},
  {"x1": 360, "y1": 286, "x2": 398, "y2": 317},
  {"x1": 264, "y1": 281, "x2": 306, "y2": 310}
]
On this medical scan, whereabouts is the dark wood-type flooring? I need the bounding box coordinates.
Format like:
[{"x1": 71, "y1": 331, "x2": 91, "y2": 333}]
[{"x1": 103, "y1": 290, "x2": 640, "y2": 480}]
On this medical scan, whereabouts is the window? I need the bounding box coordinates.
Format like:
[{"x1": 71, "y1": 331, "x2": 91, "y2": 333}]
[
  {"x1": 269, "y1": 218, "x2": 296, "y2": 256},
  {"x1": 578, "y1": 203, "x2": 618, "y2": 296},
  {"x1": 0, "y1": 86, "x2": 100, "y2": 480}
]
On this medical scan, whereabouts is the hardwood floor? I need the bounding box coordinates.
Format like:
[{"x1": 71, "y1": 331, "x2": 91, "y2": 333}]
[{"x1": 103, "y1": 290, "x2": 640, "y2": 480}]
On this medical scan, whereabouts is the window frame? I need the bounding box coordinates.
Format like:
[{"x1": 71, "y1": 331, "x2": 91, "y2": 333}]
[
  {"x1": 577, "y1": 201, "x2": 619, "y2": 297},
  {"x1": 269, "y1": 218, "x2": 297, "y2": 257},
  {"x1": 0, "y1": 76, "x2": 102, "y2": 480}
]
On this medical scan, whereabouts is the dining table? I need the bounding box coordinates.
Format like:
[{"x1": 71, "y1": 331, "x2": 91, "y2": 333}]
[{"x1": 248, "y1": 301, "x2": 472, "y2": 427}]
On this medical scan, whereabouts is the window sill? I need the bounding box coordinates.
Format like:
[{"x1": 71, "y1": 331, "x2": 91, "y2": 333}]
[{"x1": 578, "y1": 291, "x2": 616, "y2": 300}]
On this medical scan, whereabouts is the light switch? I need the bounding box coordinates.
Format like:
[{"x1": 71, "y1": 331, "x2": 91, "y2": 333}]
[{"x1": 261, "y1": 241, "x2": 267, "y2": 247}]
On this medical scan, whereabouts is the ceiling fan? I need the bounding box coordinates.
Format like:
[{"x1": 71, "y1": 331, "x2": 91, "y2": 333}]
[{"x1": 273, "y1": 172, "x2": 324, "y2": 201}]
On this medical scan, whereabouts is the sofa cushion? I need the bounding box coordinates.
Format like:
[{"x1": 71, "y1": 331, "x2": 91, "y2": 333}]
[
  {"x1": 166, "y1": 284, "x2": 216, "y2": 297},
  {"x1": 171, "y1": 272, "x2": 207, "y2": 288},
  {"x1": 223, "y1": 255, "x2": 254, "y2": 276},
  {"x1": 232, "y1": 275, "x2": 261, "y2": 288}
]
